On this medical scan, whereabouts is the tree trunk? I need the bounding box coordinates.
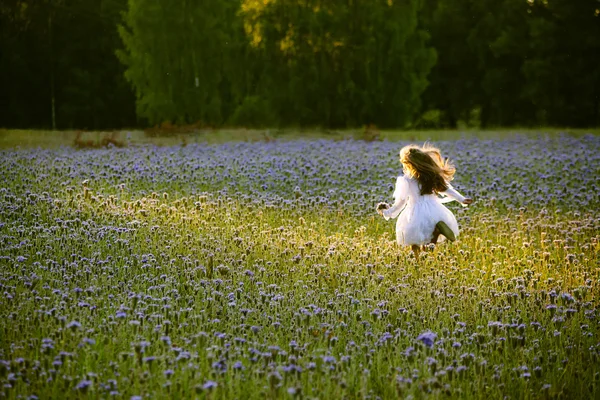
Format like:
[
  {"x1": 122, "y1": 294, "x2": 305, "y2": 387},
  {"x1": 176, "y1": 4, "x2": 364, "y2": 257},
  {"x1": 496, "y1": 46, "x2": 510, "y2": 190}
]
[{"x1": 49, "y1": 9, "x2": 56, "y2": 130}]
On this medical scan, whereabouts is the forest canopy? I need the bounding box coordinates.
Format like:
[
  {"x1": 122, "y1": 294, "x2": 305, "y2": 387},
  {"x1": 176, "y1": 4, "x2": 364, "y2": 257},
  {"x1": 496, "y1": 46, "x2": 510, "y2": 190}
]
[{"x1": 1, "y1": 0, "x2": 599, "y2": 130}]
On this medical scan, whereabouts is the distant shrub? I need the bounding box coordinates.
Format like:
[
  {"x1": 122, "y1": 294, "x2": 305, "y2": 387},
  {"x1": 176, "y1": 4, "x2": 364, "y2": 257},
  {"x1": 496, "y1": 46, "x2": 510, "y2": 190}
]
[
  {"x1": 144, "y1": 121, "x2": 207, "y2": 137},
  {"x1": 73, "y1": 131, "x2": 125, "y2": 149},
  {"x1": 357, "y1": 124, "x2": 381, "y2": 142},
  {"x1": 415, "y1": 109, "x2": 443, "y2": 129},
  {"x1": 229, "y1": 96, "x2": 278, "y2": 128},
  {"x1": 467, "y1": 107, "x2": 481, "y2": 129}
]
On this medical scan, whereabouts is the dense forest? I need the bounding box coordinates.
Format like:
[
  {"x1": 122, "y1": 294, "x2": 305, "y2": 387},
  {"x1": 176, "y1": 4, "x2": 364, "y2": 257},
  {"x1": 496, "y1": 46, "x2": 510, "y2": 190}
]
[{"x1": 1, "y1": 0, "x2": 599, "y2": 130}]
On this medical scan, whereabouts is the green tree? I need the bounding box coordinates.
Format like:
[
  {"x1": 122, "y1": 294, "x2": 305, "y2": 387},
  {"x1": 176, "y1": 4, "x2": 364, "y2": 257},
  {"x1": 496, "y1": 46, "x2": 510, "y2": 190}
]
[
  {"x1": 0, "y1": 0, "x2": 136, "y2": 130},
  {"x1": 523, "y1": 0, "x2": 600, "y2": 126},
  {"x1": 240, "y1": 0, "x2": 436, "y2": 128},
  {"x1": 469, "y1": 0, "x2": 534, "y2": 127},
  {"x1": 422, "y1": 0, "x2": 600, "y2": 128},
  {"x1": 0, "y1": 0, "x2": 55, "y2": 128},
  {"x1": 420, "y1": 0, "x2": 482, "y2": 127},
  {"x1": 118, "y1": 0, "x2": 251, "y2": 126},
  {"x1": 421, "y1": 0, "x2": 534, "y2": 128}
]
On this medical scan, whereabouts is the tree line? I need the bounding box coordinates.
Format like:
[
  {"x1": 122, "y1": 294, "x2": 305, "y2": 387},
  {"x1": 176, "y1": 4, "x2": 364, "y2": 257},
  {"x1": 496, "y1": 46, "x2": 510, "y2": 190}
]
[{"x1": 1, "y1": 0, "x2": 598, "y2": 130}]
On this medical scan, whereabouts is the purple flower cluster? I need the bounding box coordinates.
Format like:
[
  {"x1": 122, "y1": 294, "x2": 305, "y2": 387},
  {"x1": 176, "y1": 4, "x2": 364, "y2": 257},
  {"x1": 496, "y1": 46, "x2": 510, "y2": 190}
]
[
  {"x1": 0, "y1": 135, "x2": 598, "y2": 216},
  {"x1": 0, "y1": 134, "x2": 598, "y2": 398}
]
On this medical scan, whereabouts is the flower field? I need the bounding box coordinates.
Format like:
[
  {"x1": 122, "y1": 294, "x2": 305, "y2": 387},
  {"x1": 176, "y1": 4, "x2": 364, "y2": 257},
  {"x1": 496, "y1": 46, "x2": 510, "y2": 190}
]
[{"x1": 0, "y1": 134, "x2": 599, "y2": 399}]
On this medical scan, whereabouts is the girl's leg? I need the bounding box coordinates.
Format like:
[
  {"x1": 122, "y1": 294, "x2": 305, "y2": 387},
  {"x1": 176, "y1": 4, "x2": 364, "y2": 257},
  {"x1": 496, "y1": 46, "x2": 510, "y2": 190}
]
[
  {"x1": 430, "y1": 226, "x2": 441, "y2": 244},
  {"x1": 411, "y1": 244, "x2": 420, "y2": 259},
  {"x1": 435, "y1": 221, "x2": 456, "y2": 242}
]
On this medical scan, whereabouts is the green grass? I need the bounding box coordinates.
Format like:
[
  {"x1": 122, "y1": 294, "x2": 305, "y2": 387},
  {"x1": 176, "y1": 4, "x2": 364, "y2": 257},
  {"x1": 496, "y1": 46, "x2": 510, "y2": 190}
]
[
  {"x1": 2, "y1": 189, "x2": 598, "y2": 399},
  {"x1": 0, "y1": 133, "x2": 598, "y2": 399},
  {"x1": 1, "y1": 127, "x2": 598, "y2": 149}
]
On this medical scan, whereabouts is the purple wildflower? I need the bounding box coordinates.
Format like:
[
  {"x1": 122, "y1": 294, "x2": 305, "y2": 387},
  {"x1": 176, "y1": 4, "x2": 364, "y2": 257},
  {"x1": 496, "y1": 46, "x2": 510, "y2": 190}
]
[{"x1": 417, "y1": 331, "x2": 437, "y2": 348}]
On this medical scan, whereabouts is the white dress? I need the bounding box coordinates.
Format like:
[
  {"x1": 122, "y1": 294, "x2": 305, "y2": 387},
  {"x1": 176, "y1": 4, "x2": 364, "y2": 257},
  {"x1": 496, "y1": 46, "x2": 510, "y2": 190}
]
[{"x1": 382, "y1": 175, "x2": 467, "y2": 246}]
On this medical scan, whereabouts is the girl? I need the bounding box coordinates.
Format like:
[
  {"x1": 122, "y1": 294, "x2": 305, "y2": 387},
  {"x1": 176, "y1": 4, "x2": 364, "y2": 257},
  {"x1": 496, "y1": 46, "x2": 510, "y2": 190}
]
[{"x1": 377, "y1": 144, "x2": 473, "y2": 258}]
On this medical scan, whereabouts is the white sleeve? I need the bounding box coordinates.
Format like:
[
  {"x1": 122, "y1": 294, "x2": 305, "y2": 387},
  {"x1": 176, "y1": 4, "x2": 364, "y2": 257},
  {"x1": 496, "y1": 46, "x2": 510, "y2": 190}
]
[
  {"x1": 382, "y1": 176, "x2": 408, "y2": 220},
  {"x1": 439, "y1": 183, "x2": 467, "y2": 207}
]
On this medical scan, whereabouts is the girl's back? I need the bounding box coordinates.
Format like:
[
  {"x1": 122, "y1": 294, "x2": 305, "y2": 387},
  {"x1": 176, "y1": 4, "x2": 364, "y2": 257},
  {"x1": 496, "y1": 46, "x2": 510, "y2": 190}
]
[
  {"x1": 386, "y1": 174, "x2": 461, "y2": 246},
  {"x1": 378, "y1": 144, "x2": 473, "y2": 255}
]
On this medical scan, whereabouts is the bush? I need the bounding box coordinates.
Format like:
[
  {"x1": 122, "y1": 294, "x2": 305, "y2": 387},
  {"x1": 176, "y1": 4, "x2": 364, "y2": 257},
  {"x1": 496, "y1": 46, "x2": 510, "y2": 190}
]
[
  {"x1": 415, "y1": 109, "x2": 443, "y2": 129},
  {"x1": 229, "y1": 96, "x2": 278, "y2": 128}
]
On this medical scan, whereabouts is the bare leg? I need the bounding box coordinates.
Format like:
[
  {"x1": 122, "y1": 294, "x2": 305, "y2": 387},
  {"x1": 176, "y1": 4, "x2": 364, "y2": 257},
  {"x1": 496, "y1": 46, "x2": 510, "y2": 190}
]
[
  {"x1": 411, "y1": 244, "x2": 420, "y2": 259},
  {"x1": 435, "y1": 221, "x2": 456, "y2": 242},
  {"x1": 430, "y1": 226, "x2": 441, "y2": 244}
]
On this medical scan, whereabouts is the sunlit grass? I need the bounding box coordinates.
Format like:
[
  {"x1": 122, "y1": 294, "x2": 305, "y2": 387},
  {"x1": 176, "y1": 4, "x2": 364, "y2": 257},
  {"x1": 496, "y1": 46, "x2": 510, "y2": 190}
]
[{"x1": 1, "y1": 183, "x2": 598, "y2": 398}]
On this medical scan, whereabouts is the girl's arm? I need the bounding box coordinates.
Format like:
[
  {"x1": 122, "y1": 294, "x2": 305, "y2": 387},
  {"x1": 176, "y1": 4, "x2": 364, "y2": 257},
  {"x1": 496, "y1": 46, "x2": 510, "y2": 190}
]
[
  {"x1": 379, "y1": 176, "x2": 408, "y2": 220},
  {"x1": 382, "y1": 197, "x2": 406, "y2": 220},
  {"x1": 439, "y1": 183, "x2": 472, "y2": 207}
]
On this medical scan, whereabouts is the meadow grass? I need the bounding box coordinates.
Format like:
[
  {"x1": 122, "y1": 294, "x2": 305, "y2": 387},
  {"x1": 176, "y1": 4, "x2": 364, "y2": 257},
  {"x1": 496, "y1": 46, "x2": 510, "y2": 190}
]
[
  {"x1": 0, "y1": 133, "x2": 598, "y2": 399},
  {"x1": 1, "y1": 127, "x2": 598, "y2": 149}
]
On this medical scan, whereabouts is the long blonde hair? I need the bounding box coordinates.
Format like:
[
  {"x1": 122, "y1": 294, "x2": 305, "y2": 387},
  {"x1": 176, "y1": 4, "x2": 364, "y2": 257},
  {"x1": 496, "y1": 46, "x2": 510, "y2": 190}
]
[{"x1": 399, "y1": 144, "x2": 455, "y2": 195}]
